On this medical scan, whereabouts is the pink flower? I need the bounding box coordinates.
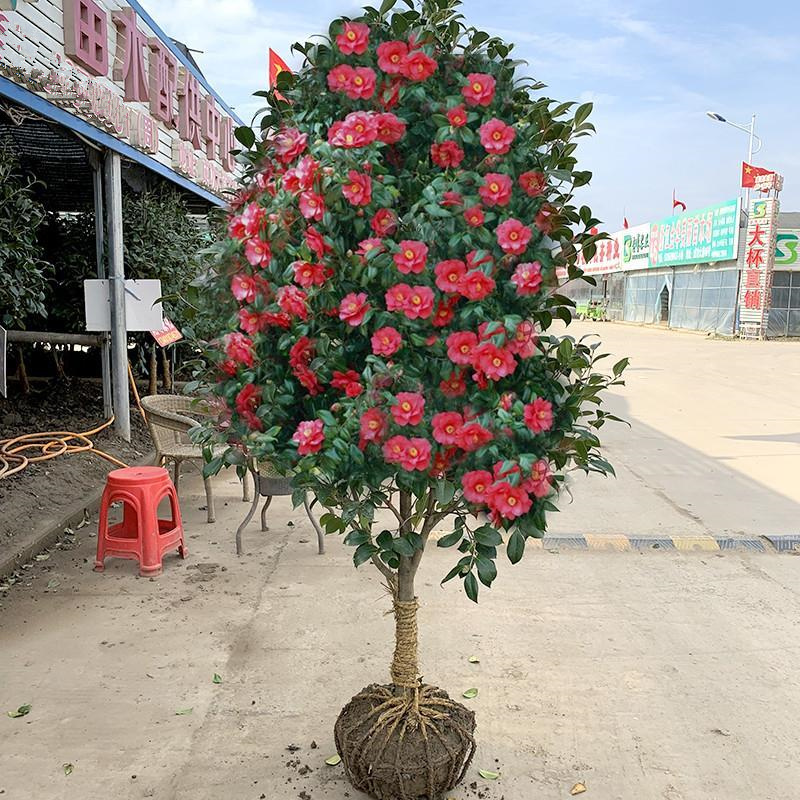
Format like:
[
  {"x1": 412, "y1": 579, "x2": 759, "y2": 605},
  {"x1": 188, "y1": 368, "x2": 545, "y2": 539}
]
[
  {"x1": 342, "y1": 170, "x2": 372, "y2": 207},
  {"x1": 401, "y1": 50, "x2": 437, "y2": 81},
  {"x1": 463, "y1": 205, "x2": 484, "y2": 227},
  {"x1": 389, "y1": 436, "x2": 432, "y2": 471},
  {"x1": 402, "y1": 285, "x2": 434, "y2": 319},
  {"x1": 231, "y1": 274, "x2": 258, "y2": 303},
  {"x1": 283, "y1": 155, "x2": 319, "y2": 194},
  {"x1": 327, "y1": 63, "x2": 355, "y2": 93},
  {"x1": 345, "y1": 66, "x2": 376, "y2": 100},
  {"x1": 519, "y1": 170, "x2": 546, "y2": 197},
  {"x1": 508, "y1": 320, "x2": 538, "y2": 358},
  {"x1": 371, "y1": 208, "x2": 398, "y2": 236},
  {"x1": 391, "y1": 392, "x2": 425, "y2": 426},
  {"x1": 447, "y1": 104, "x2": 468, "y2": 127},
  {"x1": 244, "y1": 238, "x2": 271, "y2": 267},
  {"x1": 331, "y1": 369, "x2": 363, "y2": 398},
  {"x1": 328, "y1": 111, "x2": 379, "y2": 148},
  {"x1": 434, "y1": 260, "x2": 466, "y2": 293},
  {"x1": 376, "y1": 112, "x2": 406, "y2": 144},
  {"x1": 431, "y1": 299, "x2": 456, "y2": 328},
  {"x1": 293, "y1": 419, "x2": 325, "y2": 455},
  {"x1": 274, "y1": 127, "x2": 308, "y2": 163},
  {"x1": 466, "y1": 249, "x2": 493, "y2": 271},
  {"x1": 292, "y1": 261, "x2": 328, "y2": 288},
  {"x1": 486, "y1": 481, "x2": 531, "y2": 519},
  {"x1": 277, "y1": 286, "x2": 309, "y2": 320},
  {"x1": 479, "y1": 118, "x2": 515, "y2": 155},
  {"x1": 377, "y1": 40, "x2": 408, "y2": 74},
  {"x1": 305, "y1": 226, "x2": 330, "y2": 260},
  {"x1": 238, "y1": 308, "x2": 267, "y2": 334},
  {"x1": 385, "y1": 283, "x2": 412, "y2": 313},
  {"x1": 240, "y1": 202, "x2": 266, "y2": 237},
  {"x1": 432, "y1": 411, "x2": 463, "y2": 446},
  {"x1": 457, "y1": 422, "x2": 493, "y2": 452},
  {"x1": 446, "y1": 331, "x2": 477, "y2": 365},
  {"x1": 496, "y1": 218, "x2": 532, "y2": 255},
  {"x1": 535, "y1": 203, "x2": 558, "y2": 235},
  {"x1": 359, "y1": 408, "x2": 388, "y2": 449},
  {"x1": 393, "y1": 240, "x2": 428, "y2": 274},
  {"x1": 430, "y1": 140, "x2": 464, "y2": 168},
  {"x1": 511, "y1": 261, "x2": 543, "y2": 295},
  {"x1": 235, "y1": 383, "x2": 261, "y2": 419},
  {"x1": 526, "y1": 459, "x2": 552, "y2": 498},
  {"x1": 299, "y1": 190, "x2": 325, "y2": 221},
  {"x1": 339, "y1": 292, "x2": 370, "y2": 326},
  {"x1": 475, "y1": 342, "x2": 516, "y2": 380},
  {"x1": 224, "y1": 332, "x2": 254, "y2": 367},
  {"x1": 524, "y1": 397, "x2": 554, "y2": 433},
  {"x1": 461, "y1": 73, "x2": 496, "y2": 107},
  {"x1": 440, "y1": 370, "x2": 467, "y2": 397},
  {"x1": 478, "y1": 173, "x2": 513, "y2": 207},
  {"x1": 462, "y1": 470, "x2": 493, "y2": 503},
  {"x1": 458, "y1": 270, "x2": 496, "y2": 301},
  {"x1": 371, "y1": 326, "x2": 402, "y2": 356},
  {"x1": 357, "y1": 237, "x2": 385, "y2": 258},
  {"x1": 441, "y1": 191, "x2": 463, "y2": 207},
  {"x1": 336, "y1": 21, "x2": 370, "y2": 55}
]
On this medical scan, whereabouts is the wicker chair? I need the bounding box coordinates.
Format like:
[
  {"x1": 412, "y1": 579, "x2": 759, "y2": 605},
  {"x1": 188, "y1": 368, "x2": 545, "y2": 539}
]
[{"x1": 141, "y1": 394, "x2": 250, "y2": 523}]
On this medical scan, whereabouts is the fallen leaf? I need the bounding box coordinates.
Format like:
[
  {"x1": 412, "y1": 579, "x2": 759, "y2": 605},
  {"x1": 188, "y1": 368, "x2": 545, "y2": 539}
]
[
  {"x1": 478, "y1": 769, "x2": 499, "y2": 780},
  {"x1": 63, "y1": 763, "x2": 74, "y2": 776},
  {"x1": 212, "y1": 673, "x2": 223, "y2": 684},
  {"x1": 462, "y1": 688, "x2": 478, "y2": 699},
  {"x1": 468, "y1": 656, "x2": 480, "y2": 664},
  {"x1": 34, "y1": 553, "x2": 50, "y2": 562},
  {"x1": 324, "y1": 755, "x2": 341, "y2": 766},
  {"x1": 46, "y1": 579, "x2": 60, "y2": 590},
  {"x1": 7, "y1": 704, "x2": 31, "y2": 718},
  {"x1": 571, "y1": 782, "x2": 587, "y2": 795},
  {"x1": 710, "y1": 728, "x2": 731, "y2": 737},
  {"x1": 175, "y1": 708, "x2": 193, "y2": 716}
]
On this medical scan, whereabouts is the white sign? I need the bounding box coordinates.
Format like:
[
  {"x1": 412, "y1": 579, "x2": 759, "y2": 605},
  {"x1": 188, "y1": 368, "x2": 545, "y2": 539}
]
[
  {"x1": 84, "y1": 278, "x2": 163, "y2": 331},
  {"x1": 738, "y1": 198, "x2": 780, "y2": 338}
]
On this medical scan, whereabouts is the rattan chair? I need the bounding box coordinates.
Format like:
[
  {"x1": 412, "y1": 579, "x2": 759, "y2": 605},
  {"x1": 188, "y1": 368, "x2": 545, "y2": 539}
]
[{"x1": 141, "y1": 394, "x2": 250, "y2": 523}]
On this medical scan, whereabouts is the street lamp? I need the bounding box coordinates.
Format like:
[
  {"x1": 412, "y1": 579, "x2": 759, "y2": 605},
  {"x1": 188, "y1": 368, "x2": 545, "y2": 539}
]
[{"x1": 706, "y1": 110, "x2": 762, "y2": 211}]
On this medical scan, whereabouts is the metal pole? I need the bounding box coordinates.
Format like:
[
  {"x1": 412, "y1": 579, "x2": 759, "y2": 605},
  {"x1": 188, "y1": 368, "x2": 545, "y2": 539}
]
[
  {"x1": 90, "y1": 151, "x2": 113, "y2": 420},
  {"x1": 104, "y1": 151, "x2": 130, "y2": 441},
  {"x1": 744, "y1": 113, "x2": 756, "y2": 213}
]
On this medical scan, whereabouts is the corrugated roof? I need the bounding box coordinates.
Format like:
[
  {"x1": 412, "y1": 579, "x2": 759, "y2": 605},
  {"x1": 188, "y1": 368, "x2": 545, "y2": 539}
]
[{"x1": 778, "y1": 212, "x2": 800, "y2": 228}]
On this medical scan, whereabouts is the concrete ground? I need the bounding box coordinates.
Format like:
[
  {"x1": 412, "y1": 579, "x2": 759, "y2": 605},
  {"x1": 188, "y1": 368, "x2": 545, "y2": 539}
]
[{"x1": 2, "y1": 321, "x2": 800, "y2": 800}]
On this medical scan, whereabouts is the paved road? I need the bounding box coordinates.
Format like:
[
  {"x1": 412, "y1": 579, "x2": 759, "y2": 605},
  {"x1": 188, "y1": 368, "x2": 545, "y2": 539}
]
[{"x1": 2, "y1": 322, "x2": 800, "y2": 800}]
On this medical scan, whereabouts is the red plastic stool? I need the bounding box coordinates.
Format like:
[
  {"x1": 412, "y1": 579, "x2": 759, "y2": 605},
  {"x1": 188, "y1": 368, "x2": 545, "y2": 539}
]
[{"x1": 94, "y1": 466, "x2": 186, "y2": 576}]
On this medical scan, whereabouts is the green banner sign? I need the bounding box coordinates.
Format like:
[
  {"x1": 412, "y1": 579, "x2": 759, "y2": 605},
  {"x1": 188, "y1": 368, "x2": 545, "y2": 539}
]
[{"x1": 650, "y1": 199, "x2": 740, "y2": 268}]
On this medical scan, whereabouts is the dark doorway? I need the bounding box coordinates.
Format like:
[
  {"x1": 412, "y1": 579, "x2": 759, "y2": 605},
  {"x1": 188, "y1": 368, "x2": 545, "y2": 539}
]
[{"x1": 659, "y1": 285, "x2": 670, "y2": 324}]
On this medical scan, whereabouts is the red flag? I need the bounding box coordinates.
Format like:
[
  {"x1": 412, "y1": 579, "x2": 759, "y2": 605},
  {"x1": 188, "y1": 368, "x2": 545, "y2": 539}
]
[
  {"x1": 672, "y1": 190, "x2": 686, "y2": 213},
  {"x1": 269, "y1": 48, "x2": 291, "y2": 101},
  {"x1": 623, "y1": 216, "x2": 629, "y2": 229},
  {"x1": 741, "y1": 161, "x2": 774, "y2": 190}
]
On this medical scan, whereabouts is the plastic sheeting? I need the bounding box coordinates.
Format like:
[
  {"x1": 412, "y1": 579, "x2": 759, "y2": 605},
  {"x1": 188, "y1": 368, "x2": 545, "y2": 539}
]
[{"x1": 768, "y1": 271, "x2": 800, "y2": 337}]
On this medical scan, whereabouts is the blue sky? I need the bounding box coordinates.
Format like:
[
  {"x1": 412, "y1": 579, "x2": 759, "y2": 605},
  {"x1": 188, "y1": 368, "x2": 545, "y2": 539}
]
[{"x1": 153, "y1": 0, "x2": 799, "y2": 231}]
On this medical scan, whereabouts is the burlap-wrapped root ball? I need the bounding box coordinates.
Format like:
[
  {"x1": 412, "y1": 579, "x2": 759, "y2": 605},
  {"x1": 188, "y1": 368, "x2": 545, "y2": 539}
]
[{"x1": 334, "y1": 683, "x2": 476, "y2": 800}]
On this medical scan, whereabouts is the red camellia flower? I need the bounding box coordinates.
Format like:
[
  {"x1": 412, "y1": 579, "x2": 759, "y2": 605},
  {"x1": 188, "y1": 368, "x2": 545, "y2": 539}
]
[
  {"x1": 447, "y1": 104, "x2": 468, "y2": 127},
  {"x1": 535, "y1": 203, "x2": 558, "y2": 234},
  {"x1": 235, "y1": 383, "x2": 260, "y2": 415},
  {"x1": 231, "y1": 274, "x2": 258, "y2": 303},
  {"x1": 432, "y1": 411, "x2": 463, "y2": 446},
  {"x1": 299, "y1": 190, "x2": 325, "y2": 221},
  {"x1": 479, "y1": 118, "x2": 515, "y2": 155},
  {"x1": 328, "y1": 111, "x2": 379, "y2": 148},
  {"x1": 475, "y1": 342, "x2": 516, "y2": 380},
  {"x1": 224, "y1": 332, "x2": 254, "y2": 367},
  {"x1": 278, "y1": 286, "x2": 309, "y2": 320},
  {"x1": 305, "y1": 226, "x2": 331, "y2": 260},
  {"x1": 238, "y1": 308, "x2": 267, "y2": 335},
  {"x1": 391, "y1": 392, "x2": 425, "y2": 426},
  {"x1": 486, "y1": 481, "x2": 532, "y2": 519},
  {"x1": 457, "y1": 422, "x2": 493, "y2": 452},
  {"x1": 274, "y1": 127, "x2": 308, "y2": 163},
  {"x1": 526, "y1": 458, "x2": 552, "y2": 498},
  {"x1": 292, "y1": 261, "x2": 328, "y2": 288},
  {"x1": 385, "y1": 283, "x2": 411, "y2": 313},
  {"x1": 441, "y1": 191, "x2": 463, "y2": 207},
  {"x1": 371, "y1": 208, "x2": 398, "y2": 236},
  {"x1": 339, "y1": 292, "x2": 370, "y2": 326},
  {"x1": 459, "y1": 270, "x2": 496, "y2": 301},
  {"x1": 463, "y1": 205, "x2": 484, "y2": 227},
  {"x1": 383, "y1": 436, "x2": 432, "y2": 471},
  {"x1": 519, "y1": 170, "x2": 546, "y2": 197},
  {"x1": 524, "y1": 396, "x2": 554, "y2": 433},
  {"x1": 377, "y1": 40, "x2": 408, "y2": 74},
  {"x1": 344, "y1": 67, "x2": 376, "y2": 100},
  {"x1": 331, "y1": 369, "x2": 363, "y2": 398},
  {"x1": 431, "y1": 299, "x2": 456, "y2": 328},
  {"x1": 401, "y1": 50, "x2": 437, "y2": 81},
  {"x1": 371, "y1": 326, "x2": 402, "y2": 356},
  {"x1": 430, "y1": 140, "x2": 465, "y2": 168},
  {"x1": 508, "y1": 320, "x2": 538, "y2": 358},
  {"x1": 446, "y1": 331, "x2": 478, "y2": 365},
  {"x1": 461, "y1": 72, "x2": 496, "y2": 106},
  {"x1": 336, "y1": 21, "x2": 370, "y2": 55},
  {"x1": 393, "y1": 240, "x2": 428, "y2": 274},
  {"x1": 460, "y1": 470, "x2": 492, "y2": 505},
  {"x1": 327, "y1": 63, "x2": 355, "y2": 93},
  {"x1": 434, "y1": 259, "x2": 467, "y2": 293},
  {"x1": 496, "y1": 218, "x2": 532, "y2": 254},
  {"x1": 440, "y1": 370, "x2": 467, "y2": 397},
  {"x1": 342, "y1": 170, "x2": 372, "y2": 206},
  {"x1": 403, "y1": 285, "x2": 434, "y2": 319},
  {"x1": 244, "y1": 237, "x2": 271, "y2": 267},
  {"x1": 358, "y1": 409, "x2": 388, "y2": 451},
  {"x1": 375, "y1": 112, "x2": 407, "y2": 144},
  {"x1": 511, "y1": 261, "x2": 543, "y2": 295},
  {"x1": 293, "y1": 419, "x2": 325, "y2": 455},
  {"x1": 478, "y1": 172, "x2": 513, "y2": 207},
  {"x1": 466, "y1": 250, "x2": 494, "y2": 272},
  {"x1": 284, "y1": 155, "x2": 319, "y2": 194},
  {"x1": 357, "y1": 237, "x2": 385, "y2": 258}
]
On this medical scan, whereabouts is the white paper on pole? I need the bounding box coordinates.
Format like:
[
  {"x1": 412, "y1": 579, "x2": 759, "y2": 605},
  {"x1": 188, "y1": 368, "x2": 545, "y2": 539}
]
[{"x1": 83, "y1": 279, "x2": 164, "y2": 332}]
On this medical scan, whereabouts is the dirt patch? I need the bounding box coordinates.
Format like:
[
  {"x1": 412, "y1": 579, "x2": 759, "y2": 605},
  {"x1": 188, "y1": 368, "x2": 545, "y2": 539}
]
[{"x1": 0, "y1": 379, "x2": 152, "y2": 548}]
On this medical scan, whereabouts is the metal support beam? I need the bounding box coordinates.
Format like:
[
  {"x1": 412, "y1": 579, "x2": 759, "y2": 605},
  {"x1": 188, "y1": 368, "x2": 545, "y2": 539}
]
[{"x1": 104, "y1": 151, "x2": 130, "y2": 441}]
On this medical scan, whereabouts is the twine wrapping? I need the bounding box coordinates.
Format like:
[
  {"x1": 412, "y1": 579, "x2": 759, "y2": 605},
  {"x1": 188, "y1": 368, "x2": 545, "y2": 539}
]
[{"x1": 391, "y1": 598, "x2": 420, "y2": 688}]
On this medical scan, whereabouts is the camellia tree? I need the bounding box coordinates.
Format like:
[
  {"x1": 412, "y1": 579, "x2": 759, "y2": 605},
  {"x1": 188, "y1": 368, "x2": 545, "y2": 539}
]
[{"x1": 198, "y1": 0, "x2": 626, "y2": 796}]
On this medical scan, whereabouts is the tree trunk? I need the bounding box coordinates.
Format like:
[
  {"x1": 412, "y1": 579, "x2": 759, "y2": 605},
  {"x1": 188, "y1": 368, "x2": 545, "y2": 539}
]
[
  {"x1": 391, "y1": 490, "x2": 420, "y2": 688},
  {"x1": 52, "y1": 348, "x2": 67, "y2": 381},
  {"x1": 17, "y1": 348, "x2": 30, "y2": 394},
  {"x1": 148, "y1": 344, "x2": 158, "y2": 396},
  {"x1": 160, "y1": 347, "x2": 172, "y2": 392}
]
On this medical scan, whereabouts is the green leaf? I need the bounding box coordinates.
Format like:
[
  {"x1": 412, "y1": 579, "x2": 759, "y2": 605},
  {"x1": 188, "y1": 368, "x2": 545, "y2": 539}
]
[
  {"x1": 462, "y1": 687, "x2": 478, "y2": 699},
  {"x1": 7, "y1": 704, "x2": 31, "y2": 718},
  {"x1": 437, "y1": 530, "x2": 462, "y2": 548},
  {"x1": 464, "y1": 572, "x2": 479, "y2": 603},
  {"x1": 392, "y1": 537, "x2": 416, "y2": 557},
  {"x1": 212, "y1": 673, "x2": 223, "y2": 684},
  {"x1": 343, "y1": 529, "x2": 370, "y2": 547},
  {"x1": 234, "y1": 125, "x2": 256, "y2": 148},
  {"x1": 507, "y1": 530, "x2": 525, "y2": 564},
  {"x1": 474, "y1": 525, "x2": 502, "y2": 546},
  {"x1": 434, "y1": 479, "x2": 456, "y2": 507},
  {"x1": 475, "y1": 555, "x2": 497, "y2": 587},
  {"x1": 325, "y1": 754, "x2": 341, "y2": 766},
  {"x1": 353, "y1": 542, "x2": 379, "y2": 567},
  {"x1": 479, "y1": 769, "x2": 500, "y2": 780},
  {"x1": 175, "y1": 708, "x2": 193, "y2": 715}
]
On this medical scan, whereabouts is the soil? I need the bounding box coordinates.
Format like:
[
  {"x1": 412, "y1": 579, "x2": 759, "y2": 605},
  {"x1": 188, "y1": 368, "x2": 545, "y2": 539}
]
[{"x1": 0, "y1": 378, "x2": 152, "y2": 548}]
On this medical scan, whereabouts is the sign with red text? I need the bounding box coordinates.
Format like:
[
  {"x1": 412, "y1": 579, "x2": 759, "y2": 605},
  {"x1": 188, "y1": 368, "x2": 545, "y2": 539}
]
[
  {"x1": 151, "y1": 316, "x2": 183, "y2": 347},
  {"x1": 738, "y1": 197, "x2": 780, "y2": 338},
  {"x1": 0, "y1": 1, "x2": 238, "y2": 198}
]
